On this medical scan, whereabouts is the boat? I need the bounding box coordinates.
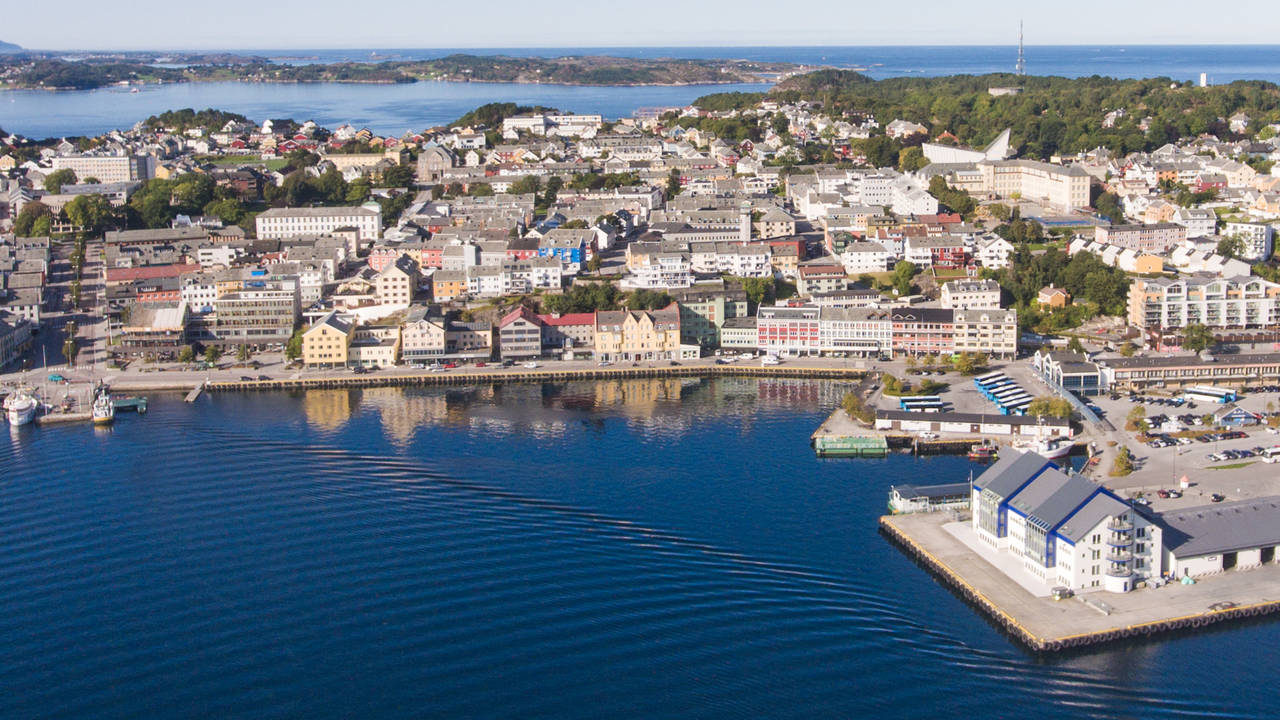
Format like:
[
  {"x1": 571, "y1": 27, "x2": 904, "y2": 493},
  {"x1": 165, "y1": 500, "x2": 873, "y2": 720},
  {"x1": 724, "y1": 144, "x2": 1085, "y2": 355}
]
[
  {"x1": 1012, "y1": 436, "x2": 1073, "y2": 460},
  {"x1": 967, "y1": 442, "x2": 999, "y2": 461},
  {"x1": 92, "y1": 389, "x2": 115, "y2": 425},
  {"x1": 4, "y1": 391, "x2": 38, "y2": 426}
]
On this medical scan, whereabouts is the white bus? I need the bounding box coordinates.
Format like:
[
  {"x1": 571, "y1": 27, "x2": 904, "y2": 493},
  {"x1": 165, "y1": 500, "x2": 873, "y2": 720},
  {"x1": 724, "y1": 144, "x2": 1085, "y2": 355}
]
[{"x1": 1183, "y1": 386, "x2": 1238, "y2": 404}]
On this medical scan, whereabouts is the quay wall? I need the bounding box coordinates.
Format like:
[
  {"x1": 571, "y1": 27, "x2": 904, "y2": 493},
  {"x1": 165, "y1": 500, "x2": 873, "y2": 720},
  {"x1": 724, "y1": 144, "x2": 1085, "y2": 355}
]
[
  {"x1": 879, "y1": 516, "x2": 1280, "y2": 652},
  {"x1": 204, "y1": 365, "x2": 869, "y2": 393}
]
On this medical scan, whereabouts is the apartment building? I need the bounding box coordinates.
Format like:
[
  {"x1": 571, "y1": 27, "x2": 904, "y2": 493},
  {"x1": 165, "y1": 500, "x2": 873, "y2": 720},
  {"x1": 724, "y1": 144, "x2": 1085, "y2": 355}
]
[
  {"x1": 757, "y1": 305, "x2": 821, "y2": 356},
  {"x1": 301, "y1": 310, "x2": 354, "y2": 368},
  {"x1": 256, "y1": 206, "x2": 382, "y2": 242},
  {"x1": 375, "y1": 255, "x2": 419, "y2": 308},
  {"x1": 940, "y1": 278, "x2": 1002, "y2": 310},
  {"x1": 952, "y1": 308, "x2": 1019, "y2": 359},
  {"x1": 668, "y1": 287, "x2": 749, "y2": 349},
  {"x1": 1128, "y1": 275, "x2": 1280, "y2": 332},
  {"x1": 209, "y1": 276, "x2": 300, "y2": 347},
  {"x1": 890, "y1": 308, "x2": 956, "y2": 356},
  {"x1": 1223, "y1": 222, "x2": 1275, "y2": 262},
  {"x1": 50, "y1": 153, "x2": 150, "y2": 184},
  {"x1": 594, "y1": 304, "x2": 683, "y2": 362},
  {"x1": 817, "y1": 307, "x2": 893, "y2": 357},
  {"x1": 1095, "y1": 223, "x2": 1187, "y2": 254}
]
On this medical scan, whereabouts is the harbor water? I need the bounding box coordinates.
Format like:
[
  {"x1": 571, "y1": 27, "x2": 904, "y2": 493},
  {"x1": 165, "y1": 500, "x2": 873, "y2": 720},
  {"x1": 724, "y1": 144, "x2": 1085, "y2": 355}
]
[{"x1": 2, "y1": 377, "x2": 1278, "y2": 718}]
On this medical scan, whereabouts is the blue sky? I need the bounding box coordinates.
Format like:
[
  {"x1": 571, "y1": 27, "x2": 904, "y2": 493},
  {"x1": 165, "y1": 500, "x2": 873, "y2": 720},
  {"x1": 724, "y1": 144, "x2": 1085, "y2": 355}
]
[{"x1": 9, "y1": 0, "x2": 1280, "y2": 50}]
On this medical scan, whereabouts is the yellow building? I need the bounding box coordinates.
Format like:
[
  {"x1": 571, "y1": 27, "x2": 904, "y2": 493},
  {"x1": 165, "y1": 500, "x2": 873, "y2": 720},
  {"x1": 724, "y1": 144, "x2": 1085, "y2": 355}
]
[
  {"x1": 302, "y1": 311, "x2": 354, "y2": 368},
  {"x1": 431, "y1": 270, "x2": 467, "y2": 302},
  {"x1": 594, "y1": 303, "x2": 682, "y2": 362}
]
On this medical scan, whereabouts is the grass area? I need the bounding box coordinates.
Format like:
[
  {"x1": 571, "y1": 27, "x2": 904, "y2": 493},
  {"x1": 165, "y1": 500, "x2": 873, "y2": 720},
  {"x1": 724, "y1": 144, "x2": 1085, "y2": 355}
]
[
  {"x1": 1207, "y1": 461, "x2": 1256, "y2": 470},
  {"x1": 193, "y1": 154, "x2": 289, "y2": 171},
  {"x1": 931, "y1": 268, "x2": 970, "y2": 279},
  {"x1": 775, "y1": 279, "x2": 798, "y2": 300}
]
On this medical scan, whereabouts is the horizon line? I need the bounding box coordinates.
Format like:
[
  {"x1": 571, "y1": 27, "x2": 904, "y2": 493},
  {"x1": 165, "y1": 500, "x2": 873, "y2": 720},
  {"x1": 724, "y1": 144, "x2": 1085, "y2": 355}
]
[{"x1": 14, "y1": 41, "x2": 1280, "y2": 53}]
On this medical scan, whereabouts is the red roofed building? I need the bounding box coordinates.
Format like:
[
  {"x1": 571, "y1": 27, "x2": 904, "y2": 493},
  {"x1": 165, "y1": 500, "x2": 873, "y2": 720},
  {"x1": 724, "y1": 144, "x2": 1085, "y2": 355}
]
[
  {"x1": 496, "y1": 307, "x2": 545, "y2": 360},
  {"x1": 104, "y1": 263, "x2": 201, "y2": 289},
  {"x1": 537, "y1": 312, "x2": 596, "y2": 356}
]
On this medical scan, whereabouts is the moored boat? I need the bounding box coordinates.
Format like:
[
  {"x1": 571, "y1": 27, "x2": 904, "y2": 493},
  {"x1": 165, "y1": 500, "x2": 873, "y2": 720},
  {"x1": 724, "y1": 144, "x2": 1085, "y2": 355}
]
[
  {"x1": 92, "y1": 389, "x2": 115, "y2": 425},
  {"x1": 967, "y1": 443, "x2": 998, "y2": 461},
  {"x1": 4, "y1": 391, "x2": 38, "y2": 426},
  {"x1": 1012, "y1": 436, "x2": 1073, "y2": 460}
]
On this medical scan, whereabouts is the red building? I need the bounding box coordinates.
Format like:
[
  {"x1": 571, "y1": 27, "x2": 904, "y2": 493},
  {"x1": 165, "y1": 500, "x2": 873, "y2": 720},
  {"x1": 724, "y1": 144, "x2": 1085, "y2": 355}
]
[{"x1": 890, "y1": 308, "x2": 956, "y2": 356}]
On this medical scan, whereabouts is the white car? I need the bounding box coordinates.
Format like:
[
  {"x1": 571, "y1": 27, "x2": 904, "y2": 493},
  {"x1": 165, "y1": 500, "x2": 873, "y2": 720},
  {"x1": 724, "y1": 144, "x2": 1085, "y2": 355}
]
[
  {"x1": 919, "y1": 432, "x2": 939, "y2": 440},
  {"x1": 523, "y1": 361, "x2": 539, "y2": 369},
  {"x1": 761, "y1": 356, "x2": 781, "y2": 366},
  {"x1": 738, "y1": 352, "x2": 754, "y2": 360}
]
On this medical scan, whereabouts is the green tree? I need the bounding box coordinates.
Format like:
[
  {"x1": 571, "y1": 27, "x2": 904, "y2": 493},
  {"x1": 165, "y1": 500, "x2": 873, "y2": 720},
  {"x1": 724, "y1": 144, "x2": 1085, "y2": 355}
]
[
  {"x1": 13, "y1": 201, "x2": 52, "y2": 236},
  {"x1": 738, "y1": 276, "x2": 776, "y2": 308},
  {"x1": 892, "y1": 260, "x2": 918, "y2": 296},
  {"x1": 1067, "y1": 336, "x2": 1085, "y2": 354},
  {"x1": 204, "y1": 346, "x2": 222, "y2": 365},
  {"x1": 1119, "y1": 342, "x2": 1137, "y2": 357},
  {"x1": 44, "y1": 168, "x2": 77, "y2": 193},
  {"x1": 236, "y1": 344, "x2": 251, "y2": 363},
  {"x1": 1182, "y1": 323, "x2": 1214, "y2": 353},
  {"x1": 666, "y1": 170, "x2": 682, "y2": 198},
  {"x1": 285, "y1": 329, "x2": 305, "y2": 362},
  {"x1": 380, "y1": 164, "x2": 415, "y2": 188},
  {"x1": 586, "y1": 255, "x2": 602, "y2": 273},
  {"x1": 509, "y1": 175, "x2": 542, "y2": 195},
  {"x1": 178, "y1": 345, "x2": 195, "y2": 364},
  {"x1": 63, "y1": 194, "x2": 114, "y2": 233},
  {"x1": 345, "y1": 178, "x2": 372, "y2": 204},
  {"x1": 897, "y1": 146, "x2": 927, "y2": 172},
  {"x1": 468, "y1": 183, "x2": 494, "y2": 197},
  {"x1": 62, "y1": 331, "x2": 78, "y2": 367},
  {"x1": 1110, "y1": 447, "x2": 1134, "y2": 477},
  {"x1": 1125, "y1": 405, "x2": 1147, "y2": 431},
  {"x1": 1217, "y1": 235, "x2": 1244, "y2": 260}
]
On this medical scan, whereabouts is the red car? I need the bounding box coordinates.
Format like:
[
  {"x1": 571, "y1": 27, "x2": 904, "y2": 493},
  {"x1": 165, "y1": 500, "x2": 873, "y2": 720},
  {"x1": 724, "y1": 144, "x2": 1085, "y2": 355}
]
[
  {"x1": 474, "y1": 362, "x2": 486, "y2": 367},
  {"x1": 442, "y1": 362, "x2": 458, "y2": 369}
]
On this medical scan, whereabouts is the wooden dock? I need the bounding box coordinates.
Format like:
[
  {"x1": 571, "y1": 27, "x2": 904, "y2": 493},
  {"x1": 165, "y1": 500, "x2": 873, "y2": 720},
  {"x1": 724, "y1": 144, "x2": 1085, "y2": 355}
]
[
  {"x1": 34, "y1": 412, "x2": 92, "y2": 426},
  {"x1": 184, "y1": 384, "x2": 204, "y2": 403},
  {"x1": 205, "y1": 365, "x2": 869, "y2": 393}
]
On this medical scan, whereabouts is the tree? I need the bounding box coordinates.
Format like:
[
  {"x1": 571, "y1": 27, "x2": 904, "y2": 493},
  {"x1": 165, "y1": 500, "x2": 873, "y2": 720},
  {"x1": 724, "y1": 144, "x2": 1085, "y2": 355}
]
[
  {"x1": 1110, "y1": 447, "x2": 1134, "y2": 477},
  {"x1": 1182, "y1": 323, "x2": 1214, "y2": 353},
  {"x1": 842, "y1": 391, "x2": 874, "y2": 424},
  {"x1": 1217, "y1": 235, "x2": 1244, "y2": 260},
  {"x1": 892, "y1": 260, "x2": 918, "y2": 296},
  {"x1": 204, "y1": 346, "x2": 222, "y2": 365},
  {"x1": 1125, "y1": 405, "x2": 1147, "y2": 431},
  {"x1": 44, "y1": 168, "x2": 77, "y2": 193},
  {"x1": 586, "y1": 255, "x2": 602, "y2": 273},
  {"x1": 345, "y1": 178, "x2": 372, "y2": 204},
  {"x1": 12, "y1": 201, "x2": 52, "y2": 236},
  {"x1": 897, "y1": 146, "x2": 927, "y2": 172},
  {"x1": 380, "y1": 164, "x2": 415, "y2": 188},
  {"x1": 988, "y1": 203, "x2": 1012, "y2": 222},
  {"x1": 953, "y1": 351, "x2": 988, "y2": 375},
  {"x1": 738, "y1": 276, "x2": 776, "y2": 308},
  {"x1": 468, "y1": 183, "x2": 494, "y2": 197},
  {"x1": 509, "y1": 175, "x2": 542, "y2": 195},
  {"x1": 236, "y1": 344, "x2": 251, "y2": 363},
  {"x1": 1026, "y1": 396, "x2": 1073, "y2": 419},
  {"x1": 666, "y1": 170, "x2": 682, "y2": 198},
  {"x1": 285, "y1": 329, "x2": 305, "y2": 362},
  {"x1": 861, "y1": 135, "x2": 901, "y2": 168},
  {"x1": 62, "y1": 322, "x2": 79, "y2": 366},
  {"x1": 1119, "y1": 342, "x2": 1137, "y2": 357},
  {"x1": 178, "y1": 345, "x2": 195, "y2": 364},
  {"x1": 1067, "y1": 336, "x2": 1085, "y2": 354},
  {"x1": 64, "y1": 194, "x2": 114, "y2": 233}
]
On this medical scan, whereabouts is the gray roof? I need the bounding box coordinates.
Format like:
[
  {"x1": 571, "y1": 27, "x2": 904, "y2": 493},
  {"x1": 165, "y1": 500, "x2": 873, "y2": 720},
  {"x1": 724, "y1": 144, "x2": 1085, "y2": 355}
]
[
  {"x1": 971, "y1": 450, "x2": 1059, "y2": 499},
  {"x1": 1058, "y1": 493, "x2": 1130, "y2": 543},
  {"x1": 892, "y1": 482, "x2": 971, "y2": 500},
  {"x1": 1158, "y1": 498, "x2": 1280, "y2": 557}
]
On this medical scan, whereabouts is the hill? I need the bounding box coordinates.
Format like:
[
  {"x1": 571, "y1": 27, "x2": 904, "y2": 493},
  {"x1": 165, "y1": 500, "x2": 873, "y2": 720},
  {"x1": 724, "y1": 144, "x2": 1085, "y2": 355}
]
[{"x1": 0, "y1": 40, "x2": 22, "y2": 53}]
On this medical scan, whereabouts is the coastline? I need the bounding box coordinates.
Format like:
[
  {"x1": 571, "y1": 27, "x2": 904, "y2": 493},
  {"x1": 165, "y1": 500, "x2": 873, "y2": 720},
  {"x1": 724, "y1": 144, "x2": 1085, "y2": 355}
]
[{"x1": 1, "y1": 76, "x2": 778, "y2": 92}]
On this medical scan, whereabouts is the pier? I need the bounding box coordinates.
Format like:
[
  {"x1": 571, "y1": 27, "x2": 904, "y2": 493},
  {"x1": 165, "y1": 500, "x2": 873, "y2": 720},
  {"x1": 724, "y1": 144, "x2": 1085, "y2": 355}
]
[
  {"x1": 34, "y1": 412, "x2": 93, "y2": 426},
  {"x1": 881, "y1": 512, "x2": 1280, "y2": 652}
]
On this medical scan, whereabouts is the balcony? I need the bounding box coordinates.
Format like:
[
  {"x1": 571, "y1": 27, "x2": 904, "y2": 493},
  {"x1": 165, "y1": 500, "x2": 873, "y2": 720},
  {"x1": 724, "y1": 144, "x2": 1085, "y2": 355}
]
[
  {"x1": 1107, "y1": 534, "x2": 1134, "y2": 548},
  {"x1": 1107, "y1": 519, "x2": 1133, "y2": 532},
  {"x1": 1106, "y1": 566, "x2": 1134, "y2": 578},
  {"x1": 1107, "y1": 550, "x2": 1133, "y2": 563}
]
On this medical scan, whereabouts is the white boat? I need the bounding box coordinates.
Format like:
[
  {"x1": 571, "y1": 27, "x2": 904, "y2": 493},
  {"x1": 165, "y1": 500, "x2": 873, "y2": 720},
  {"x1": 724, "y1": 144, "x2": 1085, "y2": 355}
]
[
  {"x1": 92, "y1": 389, "x2": 115, "y2": 426},
  {"x1": 1012, "y1": 436, "x2": 1073, "y2": 460},
  {"x1": 5, "y1": 391, "x2": 38, "y2": 426}
]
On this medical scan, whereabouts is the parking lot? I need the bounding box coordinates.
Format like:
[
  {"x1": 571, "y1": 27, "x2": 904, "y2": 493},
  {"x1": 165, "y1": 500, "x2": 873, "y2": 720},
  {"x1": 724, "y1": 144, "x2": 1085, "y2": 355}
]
[{"x1": 1088, "y1": 387, "x2": 1280, "y2": 509}]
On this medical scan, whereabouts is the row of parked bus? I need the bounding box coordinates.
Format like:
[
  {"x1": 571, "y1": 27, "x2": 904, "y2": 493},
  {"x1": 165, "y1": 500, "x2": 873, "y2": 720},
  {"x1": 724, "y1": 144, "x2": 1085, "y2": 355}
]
[{"x1": 973, "y1": 371, "x2": 1032, "y2": 416}]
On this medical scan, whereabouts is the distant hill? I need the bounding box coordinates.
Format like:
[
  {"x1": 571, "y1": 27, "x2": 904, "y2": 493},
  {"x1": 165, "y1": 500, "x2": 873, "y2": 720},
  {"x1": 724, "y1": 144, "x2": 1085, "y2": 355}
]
[{"x1": 0, "y1": 40, "x2": 22, "y2": 53}]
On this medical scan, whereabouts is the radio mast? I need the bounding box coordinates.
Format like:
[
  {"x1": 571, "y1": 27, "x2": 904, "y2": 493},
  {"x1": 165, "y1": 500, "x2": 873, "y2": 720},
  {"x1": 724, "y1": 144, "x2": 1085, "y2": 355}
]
[{"x1": 1016, "y1": 21, "x2": 1026, "y2": 76}]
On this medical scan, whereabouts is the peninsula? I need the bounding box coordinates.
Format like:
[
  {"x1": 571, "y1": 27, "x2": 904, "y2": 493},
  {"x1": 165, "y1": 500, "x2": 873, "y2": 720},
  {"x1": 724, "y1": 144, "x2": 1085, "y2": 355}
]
[{"x1": 0, "y1": 52, "x2": 802, "y2": 90}]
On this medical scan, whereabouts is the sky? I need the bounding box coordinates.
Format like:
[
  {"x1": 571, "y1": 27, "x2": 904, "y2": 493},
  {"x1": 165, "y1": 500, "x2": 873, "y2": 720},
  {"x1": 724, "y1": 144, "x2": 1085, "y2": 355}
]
[{"x1": 7, "y1": 0, "x2": 1280, "y2": 50}]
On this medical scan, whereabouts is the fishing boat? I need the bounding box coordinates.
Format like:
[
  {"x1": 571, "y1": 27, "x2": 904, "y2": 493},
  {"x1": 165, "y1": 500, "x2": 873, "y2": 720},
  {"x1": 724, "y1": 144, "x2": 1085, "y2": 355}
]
[
  {"x1": 1011, "y1": 436, "x2": 1073, "y2": 460},
  {"x1": 4, "y1": 391, "x2": 38, "y2": 426},
  {"x1": 92, "y1": 389, "x2": 115, "y2": 425},
  {"x1": 967, "y1": 442, "x2": 999, "y2": 461}
]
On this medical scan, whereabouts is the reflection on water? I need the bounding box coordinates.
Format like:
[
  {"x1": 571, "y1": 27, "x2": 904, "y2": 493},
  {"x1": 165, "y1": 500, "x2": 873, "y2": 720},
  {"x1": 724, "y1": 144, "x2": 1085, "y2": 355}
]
[{"x1": 302, "y1": 377, "x2": 862, "y2": 445}]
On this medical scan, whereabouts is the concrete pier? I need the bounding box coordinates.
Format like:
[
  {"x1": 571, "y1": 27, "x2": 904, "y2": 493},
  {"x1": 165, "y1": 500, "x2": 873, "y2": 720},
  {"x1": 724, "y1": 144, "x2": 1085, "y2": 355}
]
[
  {"x1": 882, "y1": 511, "x2": 1280, "y2": 651},
  {"x1": 34, "y1": 412, "x2": 92, "y2": 426}
]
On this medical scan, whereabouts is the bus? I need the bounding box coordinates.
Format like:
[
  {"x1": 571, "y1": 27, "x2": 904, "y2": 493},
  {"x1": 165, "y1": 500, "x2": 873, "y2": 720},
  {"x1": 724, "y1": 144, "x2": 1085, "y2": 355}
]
[
  {"x1": 981, "y1": 380, "x2": 1017, "y2": 397},
  {"x1": 1263, "y1": 446, "x2": 1280, "y2": 464},
  {"x1": 1183, "y1": 386, "x2": 1238, "y2": 404},
  {"x1": 974, "y1": 371, "x2": 1004, "y2": 384},
  {"x1": 975, "y1": 374, "x2": 1009, "y2": 388},
  {"x1": 992, "y1": 387, "x2": 1027, "y2": 402}
]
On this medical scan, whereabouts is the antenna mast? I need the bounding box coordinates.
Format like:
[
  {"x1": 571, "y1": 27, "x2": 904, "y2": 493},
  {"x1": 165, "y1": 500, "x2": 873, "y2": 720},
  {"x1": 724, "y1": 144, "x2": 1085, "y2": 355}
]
[{"x1": 1016, "y1": 21, "x2": 1026, "y2": 76}]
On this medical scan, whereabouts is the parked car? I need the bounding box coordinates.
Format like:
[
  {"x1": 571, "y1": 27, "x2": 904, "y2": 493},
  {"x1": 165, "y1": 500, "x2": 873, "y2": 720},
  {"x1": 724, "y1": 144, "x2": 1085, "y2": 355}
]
[
  {"x1": 351, "y1": 366, "x2": 366, "y2": 374},
  {"x1": 1210, "y1": 493, "x2": 1226, "y2": 503},
  {"x1": 47, "y1": 374, "x2": 66, "y2": 383},
  {"x1": 598, "y1": 361, "x2": 612, "y2": 367},
  {"x1": 442, "y1": 362, "x2": 458, "y2": 369},
  {"x1": 523, "y1": 361, "x2": 539, "y2": 369},
  {"x1": 474, "y1": 362, "x2": 486, "y2": 368}
]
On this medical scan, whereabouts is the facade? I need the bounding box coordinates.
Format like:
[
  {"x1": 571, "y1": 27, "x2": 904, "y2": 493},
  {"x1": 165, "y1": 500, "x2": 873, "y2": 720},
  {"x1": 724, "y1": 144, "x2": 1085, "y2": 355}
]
[
  {"x1": 593, "y1": 304, "x2": 682, "y2": 361},
  {"x1": 668, "y1": 287, "x2": 749, "y2": 349},
  {"x1": 1158, "y1": 499, "x2": 1280, "y2": 578},
  {"x1": 796, "y1": 263, "x2": 847, "y2": 297},
  {"x1": 1223, "y1": 222, "x2": 1275, "y2": 262},
  {"x1": 0, "y1": 311, "x2": 34, "y2": 369},
  {"x1": 756, "y1": 305, "x2": 821, "y2": 356},
  {"x1": 210, "y1": 277, "x2": 300, "y2": 347},
  {"x1": 818, "y1": 307, "x2": 893, "y2": 357},
  {"x1": 940, "y1": 278, "x2": 1002, "y2": 310},
  {"x1": 1128, "y1": 275, "x2": 1280, "y2": 333},
  {"x1": 952, "y1": 308, "x2": 1019, "y2": 359},
  {"x1": 538, "y1": 313, "x2": 597, "y2": 357},
  {"x1": 256, "y1": 206, "x2": 382, "y2": 242},
  {"x1": 1098, "y1": 353, "x2": 1280, "y2": 391},
  {"x1": 302, "y1": 311, "x2": 355, "y2": 368},
  {"x1": 1032, "y1": 350, "x2": 1107, "y2": 396},
  {"x1": 116, "y1": 304, "x2": 188, "y2": 358},
  {"x1": 971, "y1": 452, "x2": 1162, "y2": 594},
  {"x1": 347, "y1": 325, "x2": 401, "y2": 368},
  {"x1": 971, "y1": 160, "x2": 1092, "y2": 212},
  {"x1": 497, "y1": 307, "x2": 545, "y2": 360},
  {"x1": 718, "y1": 316, "x2": 757, "y2": 350},
  {"x1": 50, "y1": 153, "x2": 149, "y2": 184},
  {"x1": 840, "y1": 242, "x2": 892, "y2": 274},
  {"x1": 890, "y1": 308, "x2": 956, "y2": 356},
  {"x1": 1096, "y1": 223, "x2": 1187, "y2": 254},
  {"x1": 375, "y1": 255, "x2": 420, "y2": 308}
]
